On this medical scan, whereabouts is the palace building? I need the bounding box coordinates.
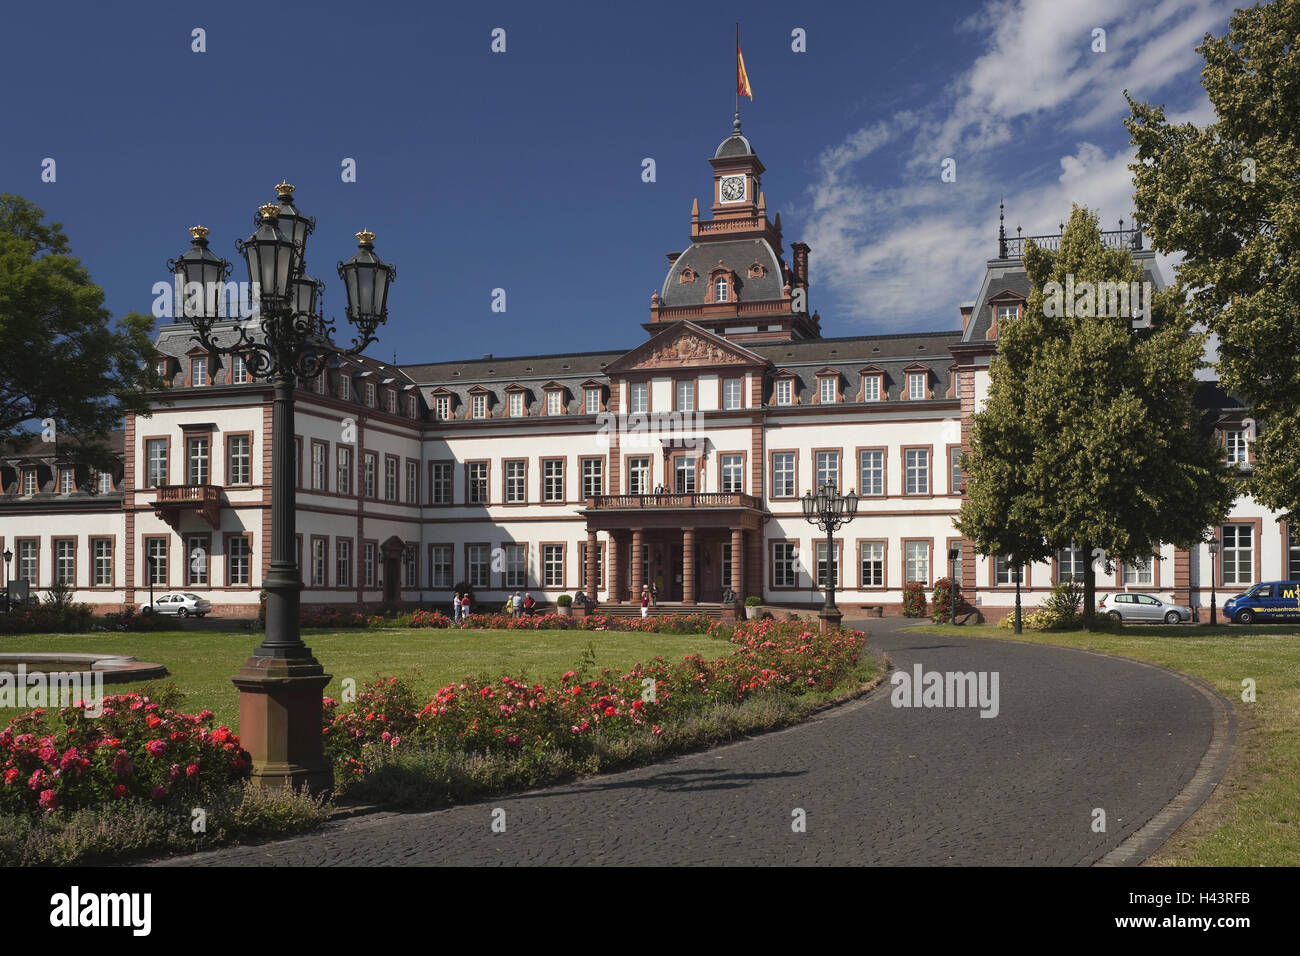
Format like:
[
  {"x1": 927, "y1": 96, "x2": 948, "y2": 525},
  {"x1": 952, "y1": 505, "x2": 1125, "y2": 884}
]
[{"x1": 0, "y1": 118, "x2": 1284, "y2": 620}]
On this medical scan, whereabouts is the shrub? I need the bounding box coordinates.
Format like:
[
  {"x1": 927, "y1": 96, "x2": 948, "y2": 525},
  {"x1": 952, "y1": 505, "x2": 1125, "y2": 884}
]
[
  {"x1": 902, "y1": 581, "x2": 927, "y2": 617},
  {"x1": 556, "y1": 594, "x2": 573, "y2": 607},
  {"x1": 1044, "y1": 580, "x2": 1085, "y2": 619},
  {"x1": 745, "y1": 596, "x2": 762, "y2": 607},
  {"x1": 931, "y1": 577, "x2": 959, "y2": 622},
  {"x1": 0, "y1": 603, "x2": 95, "y2": 635},
  {"x1": 93, "y1": 606, "x2": 173, "y2": 632}
]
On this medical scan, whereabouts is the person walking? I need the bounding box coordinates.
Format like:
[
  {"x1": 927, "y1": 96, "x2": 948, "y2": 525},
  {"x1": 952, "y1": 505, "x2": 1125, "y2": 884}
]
[
  {"x1": 460, "y1": 590, "x2": 471, "y2": 623},
  {"x1": 522, "y1": 592, "x2": 535, "y2": 616},
  {"x1": 452, "y1": 591, "x2": 462, "y2": 626},
  {"x1": 512, "y1": 590, "x2": 523, "y2": 616},
  {"x1": 641, "y1": 586, "x2": 649, "y2": 619}
]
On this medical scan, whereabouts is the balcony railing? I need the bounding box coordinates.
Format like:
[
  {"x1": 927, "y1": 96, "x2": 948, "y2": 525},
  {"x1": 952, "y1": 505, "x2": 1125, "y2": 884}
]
[
  {"x1": 586, "y1": 492, "x2": 760, "y2": 510},
  {"x1": 1000, "y1": 225, "x2": 1143, "y2": 259},
  {"x1": 149, "y1": 484, "x2": 224, "y2": 528}
]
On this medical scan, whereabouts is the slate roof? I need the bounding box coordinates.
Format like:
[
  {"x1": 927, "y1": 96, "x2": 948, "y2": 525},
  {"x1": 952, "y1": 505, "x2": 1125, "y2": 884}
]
[{"x1": 659, "y1": 238, "x2": 786, "y2": 307}]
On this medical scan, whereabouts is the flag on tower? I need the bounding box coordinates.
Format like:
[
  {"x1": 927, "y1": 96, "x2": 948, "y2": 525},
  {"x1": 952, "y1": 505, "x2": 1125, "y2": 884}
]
[{"x1": 737, "y1": 31, "x2": 753, "y2": 100}]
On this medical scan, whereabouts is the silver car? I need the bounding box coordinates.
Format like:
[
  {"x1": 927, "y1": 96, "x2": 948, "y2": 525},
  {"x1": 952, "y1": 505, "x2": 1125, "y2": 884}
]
[
  {"x1": 1098, "y1": 592, "x2": 1191, "y2": 624},
  {"x1": 140, "y1": 592, "x2": 212, "y2": 618}
]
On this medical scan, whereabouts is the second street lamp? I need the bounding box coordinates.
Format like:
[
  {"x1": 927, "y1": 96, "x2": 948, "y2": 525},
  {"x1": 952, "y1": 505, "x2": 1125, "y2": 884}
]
[
  {"x1": 1208, "y1": 535, "x2": 1220, "y2": 626},
  {"x1": 801, "y1": 480, "x2": 859, "y2": 631},
  {"x1": 169, "y1": 181, "x2": 395, "y2": 792}
]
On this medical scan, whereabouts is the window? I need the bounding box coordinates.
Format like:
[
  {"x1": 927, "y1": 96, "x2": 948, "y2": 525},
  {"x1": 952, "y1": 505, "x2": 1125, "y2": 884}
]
[
  {"x1": 771, "y1": 452, "x2": 796, "y2": 498},
  {"x1": 403, "y1": 547, "x2": 418, "y2": 588},
  {"x1": 815, "y1": 541, "x2": 839, "y2": 587},
  {"x1": 467, "y1": 462, "x2": 489, "y2": 504},
  {"x1": 580, "y1": 542, "x2": 603, "y2": 590},
  {"x1": 185, "y1": 535, "x2": 209, "y2": 586},
  {"x1": 339, "y1": 375, "x2": 351, "y2": 401},
  {"x1": 859, "y1": 449, "x2": 884, "y2": 496},
  {"x1": 543, "y1": 459, "x2": 564, "y2": 502},
  {"x1": 503, "y1": 544, "x2": 526, "y2": 588},
  {"x1": 227, "y1": 537, "x2": 251, "y2": 586},
  {"x1": 472, "y1": 393, "x2": 488, "y2": 419},
  {"x1": 430, "y1": 462, "x2": 452, "y2": 504},
  {"x1": 904, "y1": 541, "x2": 930, "y2": 584},
  {"x1": 774, "y1": 542, "x2": 798, "y2": 587},
  {"x1": 819, "y1": 378, "x2": 836, "y2": 404},
  {"x1": 997, "y1": 304, "x2": 1018, "y2": 326},
  {"x1": 1057, "y1": 546, "x2": 1084, "y2": 583},
  {"x1": 860, "y1": 541, "x2": 884, "y2": 587},
  {"x1": 92, "y1": 538, "x2": 112, "y2": 586},
  {"x1": 365, "y1": 381, "x2": 376, "y2": 407},
  {"x1": 543, "y1": 544, "x2": 565, "y2": 588},
  {"x1": 311, "y1": 442, "x2": 327, "y2": 490},
  {"x1": 407, "y1": 394, "x2": 418, "y2": 419},
  {"x1": 721, "y1": 543, "x2": 732, "y2": 587},
  {"x1": 994, "y1": 555, "x2": 1019, "y2": 586},
  {"x1": 715, "y1": 276, "x2": 729, "y2": 302},
  {"x1": 22, "y1": 470, "x2": 36, "y2": 495},
  {"x1": 721, "y1": 454, "x2": 744, "y2": 494},
  {"x1": 336, "y1": 539, "x2": 352, "y2": 588},
  {"x1": 363, "y1": 454, "x2": 377, "y2": 498},
  {"x1": 96, "y1": 471, "x2": 114, "y2": 493},
  {"x1": 1221, "y1": 526, "x2": 1252, "y2": 585},
  {"x1": 17, "y1": 540, "x2": 38, "y2": 584},
  {"x1": 315, "y1": 373, "x2": 327, "y2": 395},
  {"x1": 1122, "y1": 559, "x2": 1154, "y2": 586},
  {"x1": 673, "y1": 456, "x2": 696, "y2": 494},
  {"x1": 949, "y1": 447, "x2": 963, "y2": 493},
  {"x1": 156, "y1": 358, "x2": 170, "y2": 380},
  {"x1": 629, "y1": 382, "x2": 648, "y2": 414},
  {"x1": 509, "y1": 392, "x2": 524, "y2": 418},
  {"x1": 628, "y1": 456, "x2": 650, "y2": 494},
  {"x1": 723, "y1": 378, "x2": 743, "y2": 409},
  {"x1": 585, "y1": 388, "x2": 601, "y2": 414},
  {"x1": 385, "y1": 389, "x2": 396, "y2": 414},
  {"x1": 430, "y1": 544, "x2": 452, "y2": 588},
  {"x1": 146, "y1": 439, "x2": 167, "y2": 488},
  {"x1": 581, "y1": 458, "x2": 603, "y2": 498},
  {"x1": 815, "y1": 451, "x2": 839, "y2": 490},
  {"x1": 546, "y1": 390, "x2": 563, "y2": 416},
  {"x1": 1226, "y1": 430, "x2": 1248, "y2": 464},
  {"x1": 231, "y1": 355, "x2": 248, "y2": 384},
  {"x1": 364, "y1": 542, "x2": 377, "y2": 588},
  {"x1": 147, "y1": 538, "x2": 168, "y2": 585},
  {"x1": 676, "y1": 380, "x2": 694, "y2": 411},
  {"x1": 904, "y1": 449, "x2": 929, "y2": 495},
  {"x1": 406, "y1": 461, "x2": 418, "y2": 504},
  {"x1": 58, "y1": 468, "x2": 75, "y2": 494},
  {"x1": 311, "y1": 538, "x2": 327, "y2": 588},
  {"x1": 435, "y1": 395, "x2": 450, "y2": 420},
  {"x1": 774, "y1": 379, "x2": 793, "y2": 406},
  {"x1": 908, "y1": 373, "x2": 926, "y2": 400},
  {"x1": 505, "y1": 460, "x2": 526, "y2": 503},
  {"x1": 54, "y1": 539, "x2": 75, "y2": 585},
  {"x1": 863, "y1": 376, "x2": 881, "y2": 402},
  {"x1": 385, "y1": 457, "x2": 398, "y2": 500},
  {"x1": 336, "y1": 446, "x2": 352, "y2": 495},
  {"x1": 227, "y1": 435, "x2": 250, "y2": 485},
  {"x1": 191, "y1": 357, "x2": 208, "y2": 386},
  {"x1": 186, "y1": 436, "x2": 209, "y2": 485}
]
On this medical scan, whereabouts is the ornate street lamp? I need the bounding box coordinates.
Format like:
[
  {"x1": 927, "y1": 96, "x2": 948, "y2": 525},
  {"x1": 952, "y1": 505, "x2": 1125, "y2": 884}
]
[
  {"x1": 947, "y1": 547, "x2": 959, "y2": 626},
  {"x1": 3, "y1": 548, "x2": 11, "y2": 613},
  {"x1": 1013, "y1": 562, "x2": 1023, "y2": 634},
  {"x1": 801, "y1": 480, "x2": 859, "y2": 630},
  {"x1": 1208, "y1": 535, "x2": 1220, "y2": 626},
  {"x1": 169, "y1": 182, "x2": 395, "y2": 792}
]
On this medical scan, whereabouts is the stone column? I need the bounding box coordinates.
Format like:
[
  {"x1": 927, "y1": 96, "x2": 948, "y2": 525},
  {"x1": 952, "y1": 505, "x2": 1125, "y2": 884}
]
[
  {"x1": 731, "y1": 528, "x2": 744, "y2": 598},
  {"x1": 586, "y1": 529, "x2": 599, "y2": 604},
  {"x1": 608, "y1": 531, "x2": 622, "y2": 603},
  {"x1": 631, "y1": 529, "x2": 644, "y2": 597},
  {"x1": 682, "y1": 528, "x2": 696, "y2": 605}
]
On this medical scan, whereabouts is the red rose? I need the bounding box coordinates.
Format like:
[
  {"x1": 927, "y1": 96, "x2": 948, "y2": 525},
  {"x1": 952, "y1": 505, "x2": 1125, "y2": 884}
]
[
  {"x1": 150, "y1": 784, "x2": 167, "y2": 800},
  {"x1": 186, "y1": 763, "x2": 199, "y2": 777},
  {"x1": 112, "y1": 784, "x2": 128, "y2": 798},
  {"x1": 38, "y1": 789, "x2": 59, "y2": 812}
]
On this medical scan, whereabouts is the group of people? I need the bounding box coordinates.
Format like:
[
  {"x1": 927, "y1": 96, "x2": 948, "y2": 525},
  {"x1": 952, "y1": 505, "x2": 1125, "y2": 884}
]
[{"x1": 451, "y1": 590, "x2": 537, "y2": 623}]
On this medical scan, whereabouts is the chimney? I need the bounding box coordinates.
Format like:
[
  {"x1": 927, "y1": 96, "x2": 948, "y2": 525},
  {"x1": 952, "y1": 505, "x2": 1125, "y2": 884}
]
[
  {"x1": 790, "y1": 242, "x2": 810, "y2": 289},
  {"x1": 666, "y1": 252, "x2": 681, "y2": 263}
]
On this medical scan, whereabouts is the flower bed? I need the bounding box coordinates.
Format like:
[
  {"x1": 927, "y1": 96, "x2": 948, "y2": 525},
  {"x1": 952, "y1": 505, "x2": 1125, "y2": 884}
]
[{"x1": 323, "y1": 618, "x2": 868, "y2": 785}]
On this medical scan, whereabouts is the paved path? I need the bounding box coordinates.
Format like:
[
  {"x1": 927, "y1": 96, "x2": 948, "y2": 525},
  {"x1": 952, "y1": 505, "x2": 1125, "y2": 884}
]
[{"x1": 153, "y1": 619, "x2": 1222, "y2": 866}]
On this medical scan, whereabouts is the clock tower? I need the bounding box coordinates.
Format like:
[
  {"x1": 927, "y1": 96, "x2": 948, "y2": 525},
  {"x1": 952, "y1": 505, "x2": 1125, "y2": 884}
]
[{"x1": 649, "y1": 116, "x2": 820, "y2": 343}]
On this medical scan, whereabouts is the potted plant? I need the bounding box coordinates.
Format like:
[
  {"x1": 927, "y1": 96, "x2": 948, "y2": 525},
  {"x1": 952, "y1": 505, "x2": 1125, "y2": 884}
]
[
  {"x1": 556, "y1": 593, "x2": 573, "y2": 617},
  {"x1": 744, "y1": 595, "x2": 762, "y2": 620}
]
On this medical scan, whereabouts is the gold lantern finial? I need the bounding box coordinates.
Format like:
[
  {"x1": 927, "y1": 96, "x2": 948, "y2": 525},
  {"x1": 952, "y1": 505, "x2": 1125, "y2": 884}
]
[
  {"x1": 356, "y1": 229, "x2": 376, "y2": 245},
  {"x1": 275, "y1": 180, "x2": 295, "y2": 198},
  {"x1": 189, "y1": 225, "x2": 210, "y2": 241},
  {"x1": 259, "y1": 202, "x2": 281, "y2": 220}
]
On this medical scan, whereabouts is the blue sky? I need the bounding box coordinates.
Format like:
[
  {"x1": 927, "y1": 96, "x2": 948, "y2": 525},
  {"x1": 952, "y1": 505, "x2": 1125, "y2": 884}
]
[{"x1": 0, "y1": 0, "x2": 1236, "y2": 362}]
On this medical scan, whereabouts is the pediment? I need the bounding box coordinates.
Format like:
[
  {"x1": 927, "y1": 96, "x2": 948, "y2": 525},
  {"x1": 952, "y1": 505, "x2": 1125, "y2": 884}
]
[{"x1": 606, "y1": 321, "x2": 769, "y2": 374}]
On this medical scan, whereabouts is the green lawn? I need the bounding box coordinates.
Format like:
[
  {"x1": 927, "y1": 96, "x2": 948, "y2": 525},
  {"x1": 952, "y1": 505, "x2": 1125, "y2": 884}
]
[
  {"x1": 1, "y1": 628, "x2": 725, "y2": 729},
  {"x1": 919, "y1": 622, "x2": 1300, "y2": 866}
]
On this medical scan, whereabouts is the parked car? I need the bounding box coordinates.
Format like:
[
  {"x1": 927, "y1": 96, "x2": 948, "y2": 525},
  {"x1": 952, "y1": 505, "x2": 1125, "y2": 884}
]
[
  {"x1": 1098, "y1": 592, "x2": 1191, "y2": 624},
  {"x1": 140, "y1": 592, "x2": 211, "y2": 618},
  {"x1": 1223, "y1": 581, "x2": 1300, "y2": 624}
]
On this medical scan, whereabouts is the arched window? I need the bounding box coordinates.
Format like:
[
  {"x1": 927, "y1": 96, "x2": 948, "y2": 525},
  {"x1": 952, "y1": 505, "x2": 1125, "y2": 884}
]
[{"x1": 715, "y1": 276, "x2": 729, "y2": 302}]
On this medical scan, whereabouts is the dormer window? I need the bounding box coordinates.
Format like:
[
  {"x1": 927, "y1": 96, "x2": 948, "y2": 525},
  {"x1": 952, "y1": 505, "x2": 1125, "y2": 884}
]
[
  {"x1": 58, "y1": 468, "x2": 75, "y2": 494},
  {"x1": 774, "y1": 379, "x2": 793, "y2": 406},
  {"x1": 715, "y1": 276, "x2": 729, "y2": 302},
  {"x1": 997, "y1": 304, "x2": 1019, "y2": 325},
  {"x1": 96, "y1": 471, "x2": 113, "y2": 493},
  {"x1": 315, "y1": 372, "x2": 327, "y2": 395},
  {"x1": 407, "y1": 394, "x2": 418, "y2": 418},
  {"x1": 472, "y1": 393, "x2": 487, "y2": 419},
  {"x1": 679, "y1": 268, "x2": 696, "y2": 284},
  {"x1": 1226, "y1": 429, "x2": 1248, "y2": 464},
  {"x1": 156, "y1": 358, "x2": 170, "y2": 381},
  {"x1": 385, "y1": 389, "x2": 396, "y2": 414},
  {"x1": 546, "y1": 390, "x2": 563, "y2": 416},
  {"x1": 435, "y1": 395, "x2": 450, "y2": 420},
  {"x1": 365, "y1": 382, "x2": 376, "y2": 407},
  {"x1": 748, "y1": 261, "x2": 766, "y2": 279},
  {"x1": 22, "y1": 469, "x2": 36, "y2": 495},
  {"x1": 863, "y1": 376, "x2": 881, "y2": 401},
  {"x1": 190, "y1": 357, "x2": 208, "y2": 386},
  {"x1": 508, "y1": 391, "x2": 524, "y2": 417},
  {"x1": 231, "y1": 354, "x2": 248, "y2": 384},
  {"x1": 339, "y1": 375, "x2": 351, "y2": 401},
  {"x1": 584, "y1": 387, "x2": 601, "y2": 414},
  {"x1": 908, "y1": 372, "x2": 927, "y2": 400}
]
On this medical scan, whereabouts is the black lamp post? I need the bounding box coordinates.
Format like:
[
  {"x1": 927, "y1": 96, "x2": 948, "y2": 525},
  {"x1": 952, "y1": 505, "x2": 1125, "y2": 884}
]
[
  {"x1": 1013, "y1": 562, "x2": 1023, "y2": 634},
  {"x1": 1208, "y1": 535, "x2": 1219, "y2": 626},
  {"x1": 169, "y1": 181, "x2": 395, "y2": 792},
  {"x1": 948, "y1": 547, "x2": 959, "y2": 626},
  {"x1": 146, "y1": 555, "x2": 156, "y2": 613},
  {"x1": 801, "y1": 480, "x2": 859, "y2": 631},
  {"x1": 3, "y1": 548, "x2": 10, "y2": 612}
]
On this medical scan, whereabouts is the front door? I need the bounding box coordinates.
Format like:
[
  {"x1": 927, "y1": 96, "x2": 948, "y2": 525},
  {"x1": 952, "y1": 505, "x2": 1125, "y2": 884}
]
[
  {"x1": 383, "y1": 557, "x2": 399, "y2": 603},
  {"x1": 698, "y1": 539, "x2": 721, "y2": 602}
]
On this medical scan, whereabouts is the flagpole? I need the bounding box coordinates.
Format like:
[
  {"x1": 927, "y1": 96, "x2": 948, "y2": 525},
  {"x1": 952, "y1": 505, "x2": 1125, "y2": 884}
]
[{"x1": 735, "y1": 22, "x2": 740, "y2": 125}]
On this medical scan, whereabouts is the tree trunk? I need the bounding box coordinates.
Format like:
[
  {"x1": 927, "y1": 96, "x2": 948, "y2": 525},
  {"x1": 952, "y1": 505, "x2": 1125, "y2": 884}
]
[{"x1": 1082, "y1": 541, "x2": 1096, "y2": 631}]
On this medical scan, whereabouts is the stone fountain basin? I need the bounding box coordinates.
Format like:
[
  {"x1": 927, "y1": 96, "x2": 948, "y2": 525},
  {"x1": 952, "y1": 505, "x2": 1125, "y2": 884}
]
[{"x1": 0, "y1": 652, "x2": 168, "y2": 684}]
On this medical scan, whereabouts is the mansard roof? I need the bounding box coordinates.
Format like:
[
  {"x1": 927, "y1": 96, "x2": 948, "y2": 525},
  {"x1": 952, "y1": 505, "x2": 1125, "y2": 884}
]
[{"x1": 659, "y1": 238, "x2": 785, "y2": 307}]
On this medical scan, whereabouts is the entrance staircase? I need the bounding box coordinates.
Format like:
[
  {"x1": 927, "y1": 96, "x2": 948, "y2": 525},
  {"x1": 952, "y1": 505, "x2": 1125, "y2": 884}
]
[{"x1": 593, "y1": 601, "x2": 727, "y2": 621}]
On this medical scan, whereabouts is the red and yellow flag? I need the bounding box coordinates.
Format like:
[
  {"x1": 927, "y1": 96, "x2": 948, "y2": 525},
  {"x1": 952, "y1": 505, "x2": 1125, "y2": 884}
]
[{"x1": 737, "y1": 41, "x2": 753, "y2": 100}]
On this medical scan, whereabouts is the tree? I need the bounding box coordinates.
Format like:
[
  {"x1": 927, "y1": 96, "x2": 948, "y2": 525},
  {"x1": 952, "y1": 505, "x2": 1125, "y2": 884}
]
[
  {"x1": 957, "y1": 206, "x2": 1234, "y2": 628},
  {"x1": 1125, "y1": 0, "x2": 1300, "y2": 519},
  {"x1": 0, "y1": 194, "x2": 164, "y2": 471}
]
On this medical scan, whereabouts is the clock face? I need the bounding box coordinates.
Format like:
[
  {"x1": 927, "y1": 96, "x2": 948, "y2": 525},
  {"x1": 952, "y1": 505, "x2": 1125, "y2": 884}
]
[{"x1": 720, "y1": 175, "x2": 746, "y2": 202}]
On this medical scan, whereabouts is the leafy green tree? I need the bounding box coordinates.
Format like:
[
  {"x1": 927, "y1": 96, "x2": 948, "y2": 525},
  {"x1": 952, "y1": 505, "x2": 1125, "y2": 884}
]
[
  {"x1": 1125, "y1": 0, "x2": 1300, "y2": 518},
  {"x1": 957, "y1": 207, "x2": 1234, "y2": 628},
  {"x1": 0, "y1": 194, "x2": 163, "y2": 471}
]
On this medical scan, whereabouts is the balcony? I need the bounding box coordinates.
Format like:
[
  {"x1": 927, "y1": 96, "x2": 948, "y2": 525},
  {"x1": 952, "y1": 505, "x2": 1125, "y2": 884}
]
[
  {"x1": 586, "y1": 492, "x2": 760, "y2": 511},
  {"x1": 149, "y1": 484, "x2": 224, "y2": 529}
]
